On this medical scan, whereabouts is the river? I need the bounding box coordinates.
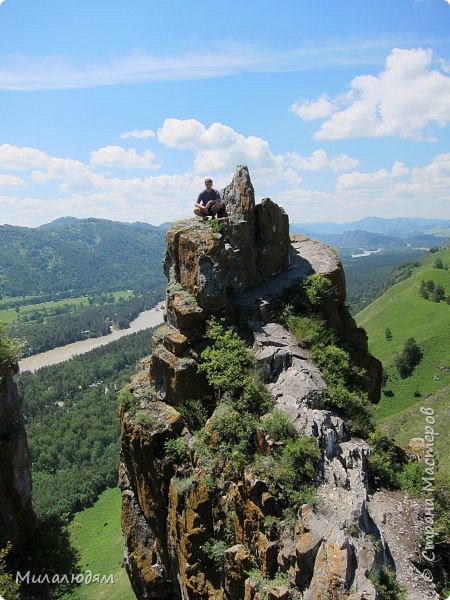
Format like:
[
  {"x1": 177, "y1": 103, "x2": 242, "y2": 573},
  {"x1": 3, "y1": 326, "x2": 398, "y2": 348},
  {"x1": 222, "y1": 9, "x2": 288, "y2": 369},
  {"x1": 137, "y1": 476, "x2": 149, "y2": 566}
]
[{"x1": 18, "y1": 301, "x2": 166, "y2": 374}]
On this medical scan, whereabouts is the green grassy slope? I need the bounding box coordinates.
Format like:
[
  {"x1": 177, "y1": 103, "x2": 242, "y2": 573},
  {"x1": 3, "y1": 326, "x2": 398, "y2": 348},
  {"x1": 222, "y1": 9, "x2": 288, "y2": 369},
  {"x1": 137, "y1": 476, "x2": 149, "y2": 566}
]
[
  {"x1": 356, "y1": 249, "x2": 450, "y2": 472},
  {"x1": 62, "y1": 487, "x2": 135, "y2": 600}
]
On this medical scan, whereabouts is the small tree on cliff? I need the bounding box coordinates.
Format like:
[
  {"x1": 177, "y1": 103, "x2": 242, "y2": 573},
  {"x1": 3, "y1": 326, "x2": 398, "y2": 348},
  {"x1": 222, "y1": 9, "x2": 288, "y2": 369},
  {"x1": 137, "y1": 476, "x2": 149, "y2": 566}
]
[{"x1": 0, "y1": 323, "x2": 20, "y2": 382}]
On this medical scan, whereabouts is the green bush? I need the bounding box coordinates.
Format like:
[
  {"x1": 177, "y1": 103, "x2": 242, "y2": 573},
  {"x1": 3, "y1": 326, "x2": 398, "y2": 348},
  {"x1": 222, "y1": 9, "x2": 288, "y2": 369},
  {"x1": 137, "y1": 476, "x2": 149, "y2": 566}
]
[
  {"x1": 208, "y1": 403, "x2": 258, "y2": 469},
  {"x1": 304, "y1": 273, "x2": 335, "y2": 306},
  {"x1": 165, "y1": 437, "x2": 189, "y2": 464},
  {"x1": 236, "y1": 377, "x2": 272, "y2": 416},
  {"x1": 285, "y1": 314, "x2": 333, "y2": 348},
  {"x1": 312, "y1": 344, "x2": 350, "y2": 386},
  {"x1": 0, "y1": 543, "x2": 20, "y2": 600},
  {"x1": 367, "y1": 431, "x2": 406, "y2": 489},
  {"x1": 202, "y1": 539, "x2": 227, "y2": 570},
  {"x1": 323, "y1": 384, "x2": 373, "y2": 437},
  {"x1": 369, "y1": 568, "x2": 406, "y2": 600},
  {"x1": 261, "y1": 408, "x2": 298, "y2": 442},
  {"x1": 254, "y1": 435, "x2": 319, "y2": 500},
  {"x1": 281, "y1": 437, "x2": 320, "y2": 487},
  {"x1": 178, "y1": 396, "x2": 213, "y2": 431},
  {"x1": 398, "y1": 460, "x2": 426, "y2": 496},
  {"x1": 199, "y1": 318, "x2": 254, "y2": 393},
  {"x1": 173, "y1": 475, "x2": 194, "y2": 495},
  {"x1": 247, "y1": 569, "x2": 291, "y2": 600},
  {"x1": 134, "y1": 408, "x2": 164, "y2": 429},
  {"x1": 117, "y1": 387, "x2": 138, "y2": 415}
]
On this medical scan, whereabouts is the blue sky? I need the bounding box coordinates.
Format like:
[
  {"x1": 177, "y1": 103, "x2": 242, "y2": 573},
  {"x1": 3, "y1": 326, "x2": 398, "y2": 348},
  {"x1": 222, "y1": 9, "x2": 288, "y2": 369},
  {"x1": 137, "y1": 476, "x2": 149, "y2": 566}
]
[{"x1": 1, "y1": 0, "x2": 450, "y2": 227}]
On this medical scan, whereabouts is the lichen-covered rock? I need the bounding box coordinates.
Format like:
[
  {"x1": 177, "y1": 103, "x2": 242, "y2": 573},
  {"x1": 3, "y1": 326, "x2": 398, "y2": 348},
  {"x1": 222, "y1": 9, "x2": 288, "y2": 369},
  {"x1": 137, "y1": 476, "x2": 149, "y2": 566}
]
[
  {"x1": 303, "y1": 535, "x2": 354, "y2": 600},
  {"x1": 224, "y1": 545, "x2": 254, "y2": 600},
  {"x1": 119, "y1": 397, "x2": 184, "y2": 599}
]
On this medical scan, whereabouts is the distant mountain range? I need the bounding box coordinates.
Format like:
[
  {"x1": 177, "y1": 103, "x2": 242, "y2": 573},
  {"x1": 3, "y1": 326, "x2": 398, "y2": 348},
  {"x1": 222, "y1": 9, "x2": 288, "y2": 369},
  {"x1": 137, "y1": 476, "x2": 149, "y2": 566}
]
[
  {"x1": 291, "y1": 217, "x2": 450, "y2": 249},
  {"x1": 0, "y1": 217, "x2": 168, "y2": 297},
  {"x1": 1, "y1": 216, "x2": 449, "y2": 299}
]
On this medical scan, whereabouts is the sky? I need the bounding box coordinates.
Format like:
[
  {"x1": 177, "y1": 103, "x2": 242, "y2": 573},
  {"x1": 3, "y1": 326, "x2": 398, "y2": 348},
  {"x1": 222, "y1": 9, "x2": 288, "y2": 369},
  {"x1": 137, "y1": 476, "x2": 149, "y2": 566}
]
[{"x1": 1, "y1": 0, "x2": 450, "y2": 227}]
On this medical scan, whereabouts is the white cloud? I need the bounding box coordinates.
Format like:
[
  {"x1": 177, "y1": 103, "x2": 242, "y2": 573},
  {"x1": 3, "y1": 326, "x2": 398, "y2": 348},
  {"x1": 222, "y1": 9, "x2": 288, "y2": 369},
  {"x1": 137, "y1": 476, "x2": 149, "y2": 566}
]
[
  {"x1": 158, "y1": 119, "x2": 206, "y2": 150},
  {"x1": 119, "y1": 129, "x2": 155, "y2": 140},
  {"x1": 293, "y1": 48, "x2": 450, "y2": 140},
  {"x1": 0, "y1": 143, "x2": 50, "y2": 170},
  {"x1": 290, "y1": 94, "x2": 335, "y2": 120},
  {"x1": 287, "y1": 149, "x2": 359, "y2": 171},
  {"x1": 330, "y1": 154, "x2": 450, "y2": 220},
  {"x1": 336, "y1": 161, "x2": 409, "y2": 191},
  {"x1": 0, "y1": 174, "x2": 28, "y2": 188},
  {"x1": 158, "y1": 118, "x2": 282, "y2": 173},
  {"x1": 90, "y1": 146, "x2": 160, "y2": 170},
  {"x1": 337, "y1": 168, "x2": 391, "y2": 191},
  {"x1": 0, "y1": 36, "x2": 429, "y2": 91},
  {"x1": 391, "y1": 161, "x2": 410, "y2": 178},
  {"x1": 2, "y1": 123, "x2": 450, "y2": 227}
]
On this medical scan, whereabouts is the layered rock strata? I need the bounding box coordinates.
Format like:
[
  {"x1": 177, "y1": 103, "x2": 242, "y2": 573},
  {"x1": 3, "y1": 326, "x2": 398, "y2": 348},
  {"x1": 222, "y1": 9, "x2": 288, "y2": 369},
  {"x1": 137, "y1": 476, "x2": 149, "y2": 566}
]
[{"x1": 120, "y1": 166, "x2": 435, "y2": 599}]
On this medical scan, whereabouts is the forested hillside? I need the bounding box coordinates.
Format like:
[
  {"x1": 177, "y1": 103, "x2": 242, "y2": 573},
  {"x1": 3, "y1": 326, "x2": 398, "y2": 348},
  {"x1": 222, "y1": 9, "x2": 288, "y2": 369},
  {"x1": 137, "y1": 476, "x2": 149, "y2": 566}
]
[
  {"x1": 18, "y1": 328, "x2": 155, "y2": 518},
  {"x1": 0, "y1": 218, "x2": 167, "y2": 298}
]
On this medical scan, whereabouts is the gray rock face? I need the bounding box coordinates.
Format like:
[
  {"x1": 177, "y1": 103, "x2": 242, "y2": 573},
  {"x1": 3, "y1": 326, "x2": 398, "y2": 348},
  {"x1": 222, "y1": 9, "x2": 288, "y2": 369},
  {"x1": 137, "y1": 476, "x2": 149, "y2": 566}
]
[
  {"x1": 220, "y1": 164, "x2": 256, "y2": 220},
  {"x1": 251, "y1": 320, "x2": 438, "y2": 600}
]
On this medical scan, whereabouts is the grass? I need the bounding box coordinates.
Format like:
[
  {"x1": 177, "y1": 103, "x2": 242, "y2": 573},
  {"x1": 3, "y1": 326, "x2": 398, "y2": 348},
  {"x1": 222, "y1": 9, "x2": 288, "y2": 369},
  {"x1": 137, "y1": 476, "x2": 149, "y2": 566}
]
[
  {"x1": 61, "y1": 487, "x2": 135, "y2": 600},
  {"x1": 380, "y1": 384, "x2": 450, "y2": 475},
  {"x1": 356, "y1": 249, "x2": 450, "y2": 472},
  {"x1": 0, "y1": 290, "x2": 134, "y2": 324}
]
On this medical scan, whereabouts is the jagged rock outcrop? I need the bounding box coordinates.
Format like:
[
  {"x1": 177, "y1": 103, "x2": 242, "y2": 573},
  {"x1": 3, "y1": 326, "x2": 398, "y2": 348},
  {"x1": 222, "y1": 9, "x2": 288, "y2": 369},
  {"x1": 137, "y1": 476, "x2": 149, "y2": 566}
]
[
  {"x1": 120, "y1": 166, "x2": 435, "y2": 599},
  {"x1": 0, "y1": 364, "x2": 36, "y2": 550}
]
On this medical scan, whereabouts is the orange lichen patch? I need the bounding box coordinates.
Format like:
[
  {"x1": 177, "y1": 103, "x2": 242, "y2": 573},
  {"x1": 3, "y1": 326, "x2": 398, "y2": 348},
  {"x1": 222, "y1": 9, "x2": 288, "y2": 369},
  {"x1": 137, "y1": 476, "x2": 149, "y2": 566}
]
[
  {"x1": 163, "y1": 330, "x2": 188, "y2": 356},
  {"x1": 168, "y1": 474, "x2": 224, "y2": 598},
  {"x1": 307, "y1": 540, "x2": 352, "y2": 600}
]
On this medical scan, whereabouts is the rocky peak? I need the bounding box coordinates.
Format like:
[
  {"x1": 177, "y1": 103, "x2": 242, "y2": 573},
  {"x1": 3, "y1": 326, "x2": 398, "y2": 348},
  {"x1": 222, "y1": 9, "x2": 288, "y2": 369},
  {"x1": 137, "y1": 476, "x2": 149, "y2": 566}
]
[
  {"x1": 220, "y1": 164, "x2": 256, "y2": 220},
  {"x1": 163, "y1": 165, "x2": 290, "y2": 317},
  {"x1": 119, "y1": 167, "x2": 434, "y2": 599}
]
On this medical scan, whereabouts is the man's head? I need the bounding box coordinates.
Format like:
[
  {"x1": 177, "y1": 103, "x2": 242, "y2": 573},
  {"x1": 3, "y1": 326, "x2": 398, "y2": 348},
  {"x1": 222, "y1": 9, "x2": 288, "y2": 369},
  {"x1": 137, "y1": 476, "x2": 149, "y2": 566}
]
[{"x1": 204, "y1": 178, "x2": 213, "y2": 189}]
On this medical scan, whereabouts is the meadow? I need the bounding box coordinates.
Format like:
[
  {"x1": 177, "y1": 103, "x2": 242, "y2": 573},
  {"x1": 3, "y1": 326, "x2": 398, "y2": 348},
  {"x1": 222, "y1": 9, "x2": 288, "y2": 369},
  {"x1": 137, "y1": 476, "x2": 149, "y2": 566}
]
[
  {"x1": 357, "y1": 248, "x2": 450, "y2": 472},
  {"x1": 62, "y1": 487, "x2": 135, "y2": 600}
]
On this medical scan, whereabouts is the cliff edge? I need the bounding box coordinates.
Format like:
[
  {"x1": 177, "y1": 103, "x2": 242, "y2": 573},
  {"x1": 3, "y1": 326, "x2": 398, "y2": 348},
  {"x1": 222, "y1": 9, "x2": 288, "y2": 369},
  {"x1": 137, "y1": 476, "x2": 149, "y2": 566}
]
[
  {"x1": 119, "y1": 167, "x2": 435, "y2": 599},
  {"x1": 0, "y1": 361, "x2": 36, "y2": 552}
]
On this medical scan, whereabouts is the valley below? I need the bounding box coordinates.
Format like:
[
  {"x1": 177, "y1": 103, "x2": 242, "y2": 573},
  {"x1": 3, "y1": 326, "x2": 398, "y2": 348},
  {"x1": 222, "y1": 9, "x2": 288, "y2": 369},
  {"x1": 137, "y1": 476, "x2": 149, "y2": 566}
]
[{"x1": 18, "y1": 301, "x2": 165, "y2": 373}]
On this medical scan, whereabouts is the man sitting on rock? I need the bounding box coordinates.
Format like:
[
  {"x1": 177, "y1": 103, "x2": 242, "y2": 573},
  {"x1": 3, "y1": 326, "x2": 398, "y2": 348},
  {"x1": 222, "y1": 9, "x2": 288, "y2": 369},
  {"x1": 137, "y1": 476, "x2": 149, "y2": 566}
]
[{"x1": 194, "y1": 178, "x2": 224, "y2": 219}]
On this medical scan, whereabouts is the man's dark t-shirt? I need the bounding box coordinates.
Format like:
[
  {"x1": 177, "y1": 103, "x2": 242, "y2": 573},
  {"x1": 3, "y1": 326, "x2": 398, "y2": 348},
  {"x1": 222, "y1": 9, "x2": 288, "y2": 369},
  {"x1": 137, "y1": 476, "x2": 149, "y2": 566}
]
[{"x1": 197, "y1": 189, "x2": 220, "y2": 206}]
